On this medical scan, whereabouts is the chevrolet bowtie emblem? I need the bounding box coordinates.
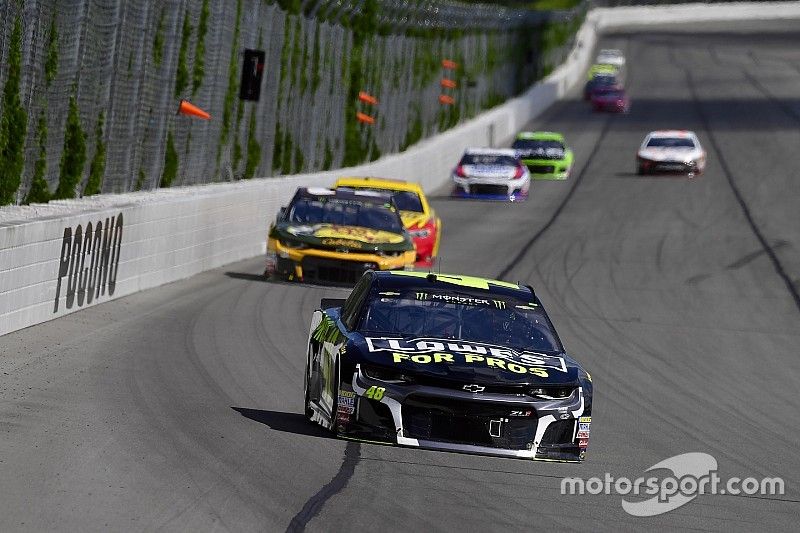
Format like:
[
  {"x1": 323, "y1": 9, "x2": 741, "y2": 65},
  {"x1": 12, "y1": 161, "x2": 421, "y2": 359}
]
[{"x1": 463, "y1": 384, "x2": 485, "y2": 393}]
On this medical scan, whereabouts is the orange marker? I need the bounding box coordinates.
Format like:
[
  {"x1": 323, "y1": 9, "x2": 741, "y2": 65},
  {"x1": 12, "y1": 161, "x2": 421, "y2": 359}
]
[
  {"x1": 356, "y1": 111, "x2": 375, "y2": 124},
  {"x1": 441, "y1": 78, "x2": 457, "y2": 89},
  {"x1": 442, "y1": 59, "x2": 458, "y2": 70},
  {"x1": 438, "y1": 94, "x2": 455, "y2": 105},
  {"x1": 177, "y1": 99, "x2": 211, "y2": 120},
  {"x1": 358, "y1": 91, "x2": 379, "y2": 106}
]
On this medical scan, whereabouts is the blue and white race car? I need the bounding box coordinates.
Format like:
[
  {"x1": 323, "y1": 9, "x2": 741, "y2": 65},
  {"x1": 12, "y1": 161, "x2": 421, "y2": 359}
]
[{"x1": 452, "y1": 148, "x2": 530, "y2": 201}]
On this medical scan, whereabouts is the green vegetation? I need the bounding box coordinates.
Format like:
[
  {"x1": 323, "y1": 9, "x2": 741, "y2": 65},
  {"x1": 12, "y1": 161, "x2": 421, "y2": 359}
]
[
  {"x1": 192, "y1": 0, "x2": 210, "y2": 95},
  {"x1": 219, "y1": 0, "x2": 243, "y2": 147},
  {"x1": 134, "y1": 169, "x2": 146, "y2": 191},
  {"x1": 342, "y1": 0, "x2": 379, "y2": 167},
  {"x1": 54, "y1": 95, "x2": 86, "y2": 200},
  {"x1": 0, "y1": 17, "x2": 27, "y2": 205},
  {"x1": 160, "y1": 130, "x2": 178, "y2": 187},
  {"x1": 153, "y1": 8, "x2": 166, "y2": 66},
  {"x1": 525, "y1": 0, "x2": 581, "y2": 10},
  {"x1": 24, "y1": 112, "x2": 51, "y2": 204},
  {"x1": 321, "y1": 140, "x2": 333, "y2": 171},
  {"x1": 293, "y1": 144, "x2": 304, "y2": 173},
  {"x1": 272, "y1": 123, "x2": 283, "y2": 171},
  {"x1": 83, "y1": 112, "x2": 106, "y2": 196},
  {"x1": 311, "y1": 24, "x2": 321, "y2": 93},
  {"x1": 45, "y1": 18, "x2": 59, "y2": 86},
  {"x1": 243, "y1": 111, "x2": 261, "y2": 179},
  {"x1": 232, "y1": 100, "x2": 244, "y2": 172},
  {"x1": 175, "y1": 11, "x2": 192, "y2": 96},
  {"x1": 281, "y1": 130, "x2": 293, "y2": 175},
  {"x1": 400, "y1": 108, "x2": 423, "y2": 152},
  {"x1": 277, "y1": 0, "x2": 301, "y2": 14}
]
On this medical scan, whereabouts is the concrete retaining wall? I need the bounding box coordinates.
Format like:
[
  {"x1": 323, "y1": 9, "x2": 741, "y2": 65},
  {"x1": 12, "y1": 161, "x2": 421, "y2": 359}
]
[{"x1": 2, "y1": 2, "x2": 799, "y2": 337}]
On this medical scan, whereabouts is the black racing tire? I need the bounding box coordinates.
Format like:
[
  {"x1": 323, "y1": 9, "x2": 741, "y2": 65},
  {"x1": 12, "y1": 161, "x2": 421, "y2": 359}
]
[
  {"x1": 636, "y1": 164, "x2": 645, "y2": 176},
  {"x1": 330, "y1": 358, "x2": 342, "y2": 434},
  {"x1": 303, "y1": 344, "x2": 314, "y2": 421}
]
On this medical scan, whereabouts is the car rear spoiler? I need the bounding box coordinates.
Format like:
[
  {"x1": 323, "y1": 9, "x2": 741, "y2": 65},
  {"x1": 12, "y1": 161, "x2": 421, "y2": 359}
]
[{"x1": 320, "y1": 298, "x2": 346, "y2": 310}]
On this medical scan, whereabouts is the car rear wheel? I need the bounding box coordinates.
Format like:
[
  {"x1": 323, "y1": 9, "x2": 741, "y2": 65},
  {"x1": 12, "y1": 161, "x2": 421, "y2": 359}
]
[{"x1": 637, "y1": 164, "x2": 646, "y2": 175}]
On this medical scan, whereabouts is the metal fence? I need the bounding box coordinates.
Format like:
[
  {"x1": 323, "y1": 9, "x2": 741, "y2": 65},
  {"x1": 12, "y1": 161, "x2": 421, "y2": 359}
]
[{"x1": 0, "y1": 0, "x2": 584, "y2": 202}]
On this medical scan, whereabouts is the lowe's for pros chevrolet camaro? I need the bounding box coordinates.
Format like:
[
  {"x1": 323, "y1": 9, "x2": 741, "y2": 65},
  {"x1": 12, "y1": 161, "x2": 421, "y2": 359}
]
[
  {"x1": 304, "y1": 271, "x2": 593, "y2": 461},
  {"x1": 265, "y1": 188, "x2": 416, "y2": 284}
]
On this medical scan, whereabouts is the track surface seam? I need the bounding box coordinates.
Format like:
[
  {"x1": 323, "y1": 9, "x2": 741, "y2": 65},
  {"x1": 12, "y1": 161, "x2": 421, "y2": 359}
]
[
  {"x1": 496, "y1": 114, "x2": 613, "y2": 280},
  {"x1": 683, "y1": 67, "x2": 800, "y2": 314}
]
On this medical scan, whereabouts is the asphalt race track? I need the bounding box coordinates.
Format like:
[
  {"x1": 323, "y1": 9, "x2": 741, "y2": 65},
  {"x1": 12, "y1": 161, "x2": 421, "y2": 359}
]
[{"x1": 2, "y1": 21, "x2": 799, "y2": 532}]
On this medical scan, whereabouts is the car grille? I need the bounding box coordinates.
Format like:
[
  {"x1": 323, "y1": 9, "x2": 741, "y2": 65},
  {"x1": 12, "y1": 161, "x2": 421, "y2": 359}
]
[
  {"x1": 301, "y1": 256, "x2": 376, "y2": 284},
  {"x1": 528, "y1": 164, "x2": 555, "y2": 174},
  {"x1": 408, "y1": 375, "x2": 529, "y2": 396},
  {"x1": 402, "y1": 395, "x2": 537, "y2": 450},
  {"x1": 470, "y1": 184, "x2": 508, "y2": 196},
  {"x1": 653, "y1": 161, "x2": 695, "y2": 172}
]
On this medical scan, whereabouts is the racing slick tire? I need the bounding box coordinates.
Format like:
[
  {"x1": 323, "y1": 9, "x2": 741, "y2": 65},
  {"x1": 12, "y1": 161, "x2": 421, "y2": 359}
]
[
  {"x1": 637, "y1": 164, "x2": 646, "y2": 175},
  {"x1": 303, "y1": 343, "x2": 314, "y2": 420}
]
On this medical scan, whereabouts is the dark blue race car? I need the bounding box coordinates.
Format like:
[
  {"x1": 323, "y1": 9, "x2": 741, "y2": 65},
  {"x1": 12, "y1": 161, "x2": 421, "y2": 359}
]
[{"x1": 304, "y1": 270, "x2": 594, "y2": 462}]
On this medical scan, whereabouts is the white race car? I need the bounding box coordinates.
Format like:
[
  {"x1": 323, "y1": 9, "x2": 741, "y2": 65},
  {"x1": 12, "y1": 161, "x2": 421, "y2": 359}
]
[
  {"x1": 596, "y1": 48, "x2": 625, "y2": 68},
  {"x1": 452, "y1": 148, "x2": 530, "y2": 201},
  {"x1": 636, "y1": 130, "x2": 707, "y2": 176}
]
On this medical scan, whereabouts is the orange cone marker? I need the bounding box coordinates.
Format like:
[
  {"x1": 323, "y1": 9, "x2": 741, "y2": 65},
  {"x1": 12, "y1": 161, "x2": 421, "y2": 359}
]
[{"x1": 178, "y1": 99, "x2": 211, "y2": 120}]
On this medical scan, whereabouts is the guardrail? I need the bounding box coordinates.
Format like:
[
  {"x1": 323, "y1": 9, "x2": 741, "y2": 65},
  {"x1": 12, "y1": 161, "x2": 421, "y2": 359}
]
[{"x1": 2, "y1": 2, "x2": 800, "y2": 337}]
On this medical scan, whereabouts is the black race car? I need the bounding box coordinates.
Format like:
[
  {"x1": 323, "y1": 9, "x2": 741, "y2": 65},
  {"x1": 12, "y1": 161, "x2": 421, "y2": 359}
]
[{"x1": 304, "y1": 270, "x2": 594, "y2": 462}]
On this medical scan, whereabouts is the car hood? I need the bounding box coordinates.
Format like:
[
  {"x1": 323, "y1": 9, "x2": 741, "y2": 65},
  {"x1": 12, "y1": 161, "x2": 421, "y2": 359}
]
[
  {"x1": 272, "y1": 222, "x2": 413, "y2": 251},
  {"x1": 350, "y1": 334, "x2": 583, "y2": 385},
  {"x1": 516, "y1": 147, "x2": 566, "y2": 161},
  {"x1": 638, "y1": 147, "x2": 701, "y2": 161}
]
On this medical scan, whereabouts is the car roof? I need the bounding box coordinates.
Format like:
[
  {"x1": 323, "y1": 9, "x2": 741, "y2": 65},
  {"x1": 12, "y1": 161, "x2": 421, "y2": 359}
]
[
  {"x1": 515, "y1": 131, "x2": 565, "y2": 141},
  {"x1": 464, "y1": 148, "x2": 517, "y2": 156},
  {"x1": 296, "y1": 186, "x2": 395, "y2": 204},
  {"x1": 335, "y1": 176, "x2": 423, "y2": 194},
  {"x1": 646, "y1": 130, "x2": 697, "y2": 138},
  {"x1": 372, "y1": 271, "x2": 536, "y2": 301}
]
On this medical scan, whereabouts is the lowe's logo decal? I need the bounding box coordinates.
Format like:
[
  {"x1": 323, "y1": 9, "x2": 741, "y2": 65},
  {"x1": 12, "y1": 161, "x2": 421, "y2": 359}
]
[{"x1": 54, "y1": 213, "x2": 123, "y2": 312}]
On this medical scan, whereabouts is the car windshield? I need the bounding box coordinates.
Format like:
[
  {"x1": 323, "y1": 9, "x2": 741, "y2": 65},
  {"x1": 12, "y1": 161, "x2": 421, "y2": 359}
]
[
  {"x1": 646, "y1": 137, "x2": 695, "y2": 148},
  {"x1": 341, "y1": 187, "x2": 424, "y2": 213},
  {"x1": 360, "y1": 289, "x2": 561, "y2": 353},
  {"x1": 591, "y1": 75, "x2": 617, "y2": 85},
  {"x1": 512, "y1": 139, "x2": 565, "y2": 152},
  {"x1": 288, "y1": 198, "x2": 403, "y2": 233},
  {"x1": 460, "y1": 154, "x2": 518, "y2": 166}
]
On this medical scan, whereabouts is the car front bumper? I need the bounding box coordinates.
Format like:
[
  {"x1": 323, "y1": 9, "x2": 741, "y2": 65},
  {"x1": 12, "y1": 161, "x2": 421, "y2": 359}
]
[
  {"x1": 332, "y1": 366, "x2": 591, "y2": 462},
  {"x1": 451, "y1": 177, "x2": 529, "y2": 201},
  {"x1": 521, "y1": 159, "x2": 571, "y2": 180},
  {"x1": 265, "y1": 238, "x2": 415, "y2": 284}
]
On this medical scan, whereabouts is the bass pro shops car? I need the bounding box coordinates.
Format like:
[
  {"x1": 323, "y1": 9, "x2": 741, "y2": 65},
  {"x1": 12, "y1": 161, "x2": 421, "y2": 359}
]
[
  {"x1": 303, "y1": 270, "x2": 594, "y2": 462},
  {"x1": 334, "y1": 177, "x2": 442, "y2": 268},
  {"x1": 452, "y1": 148, "x2": 530, "y2": 201},
  {"x1": 512, "y1": 131, "x2": 574, "y2": 180},
  {"x1": 265, "y1": 188, "x2": 416, "y2": 284}
]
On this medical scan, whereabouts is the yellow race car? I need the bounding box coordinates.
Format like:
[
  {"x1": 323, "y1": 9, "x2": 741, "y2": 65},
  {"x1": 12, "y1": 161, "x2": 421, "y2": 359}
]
[
  {"x1": 335, "y1": 177, "x2": 442, "y2": 267},
  {"x1": 265, "y1": 187, "x2": 416, "y2": 284}
]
